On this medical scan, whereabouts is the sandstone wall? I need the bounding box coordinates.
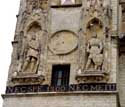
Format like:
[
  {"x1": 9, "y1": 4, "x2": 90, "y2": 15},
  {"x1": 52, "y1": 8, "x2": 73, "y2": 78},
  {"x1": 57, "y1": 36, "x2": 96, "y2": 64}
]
[{"x1": 3, "y1": 93, "x2": 117, "y2": 107}]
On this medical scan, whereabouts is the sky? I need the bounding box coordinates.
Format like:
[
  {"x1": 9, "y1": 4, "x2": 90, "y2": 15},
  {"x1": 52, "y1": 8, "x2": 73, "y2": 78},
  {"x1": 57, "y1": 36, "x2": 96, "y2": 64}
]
[{"x1": 0, "y1": 0, "x2": 20, "y2": 107}]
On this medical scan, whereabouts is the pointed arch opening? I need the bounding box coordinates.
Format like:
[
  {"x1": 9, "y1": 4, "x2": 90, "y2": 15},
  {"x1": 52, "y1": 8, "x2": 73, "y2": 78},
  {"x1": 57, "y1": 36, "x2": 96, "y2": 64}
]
[
  {"x1": 86, "y1": 17, "x2": 104, "y2": 40},
  {"x1": 27, "y1": 21, "x2": 41, "y2": 33}
]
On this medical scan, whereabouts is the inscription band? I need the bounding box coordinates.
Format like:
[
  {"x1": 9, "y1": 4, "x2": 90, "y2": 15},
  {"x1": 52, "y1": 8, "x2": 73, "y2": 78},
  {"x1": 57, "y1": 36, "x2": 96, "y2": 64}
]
[{"x1": 6, "y1": 83, "x2": 116, "y2": 94}]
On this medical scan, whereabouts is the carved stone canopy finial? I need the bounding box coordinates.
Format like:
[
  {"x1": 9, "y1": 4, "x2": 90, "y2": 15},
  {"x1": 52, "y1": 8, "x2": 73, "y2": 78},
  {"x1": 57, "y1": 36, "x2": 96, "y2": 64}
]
[{"x1": 62, "y1": 0, "x2": 75, "y2": 5}]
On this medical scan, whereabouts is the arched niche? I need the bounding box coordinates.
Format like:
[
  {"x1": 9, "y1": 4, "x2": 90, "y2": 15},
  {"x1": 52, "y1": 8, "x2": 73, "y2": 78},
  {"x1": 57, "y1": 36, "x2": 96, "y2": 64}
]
[
  {"x1": 25, "y1": 21, "x2": 42, "y2": 41},
  {"x1": 86, "y1": 17, "x2": 104, "y2": 40},
  {"x1": 18, "y1": 21, "x2": 43, "y2": 74}
]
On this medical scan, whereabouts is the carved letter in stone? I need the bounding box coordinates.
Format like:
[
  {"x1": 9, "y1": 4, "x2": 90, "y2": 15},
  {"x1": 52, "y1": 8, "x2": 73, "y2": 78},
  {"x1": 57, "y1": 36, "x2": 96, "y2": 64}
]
[
  {"x1": 85, "y1": 33, "x2": 103, "y2": 70},
  {"x1": 21, "y1": 34, "x2": 40, "y2": 73}
]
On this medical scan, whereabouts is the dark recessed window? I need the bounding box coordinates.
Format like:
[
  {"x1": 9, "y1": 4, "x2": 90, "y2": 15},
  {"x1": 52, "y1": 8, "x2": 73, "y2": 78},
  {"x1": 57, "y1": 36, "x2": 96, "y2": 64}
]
[{"x1": 51, "y1": 64, "x2": 70, "y2": 86}]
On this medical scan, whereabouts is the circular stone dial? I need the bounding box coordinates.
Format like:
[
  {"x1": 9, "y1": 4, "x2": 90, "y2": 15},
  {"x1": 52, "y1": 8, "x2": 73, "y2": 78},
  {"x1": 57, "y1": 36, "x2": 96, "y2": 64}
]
[{"x1": 48, "y1": 31, "x2": 78, "y2": 55}]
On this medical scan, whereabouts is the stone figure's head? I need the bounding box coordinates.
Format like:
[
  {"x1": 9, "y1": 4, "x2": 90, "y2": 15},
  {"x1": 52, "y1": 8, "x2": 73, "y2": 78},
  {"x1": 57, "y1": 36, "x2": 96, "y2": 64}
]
[
  {"x1": 92, "y1": 33, "x2": 97, "y2": 38},
  {"x1": 31, "y1": 34, "x2": 36, "y2": 40}
]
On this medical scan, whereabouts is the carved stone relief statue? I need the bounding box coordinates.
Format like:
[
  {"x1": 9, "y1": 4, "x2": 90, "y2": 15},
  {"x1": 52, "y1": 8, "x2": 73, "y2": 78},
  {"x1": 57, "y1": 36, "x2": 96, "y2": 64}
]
[
  {"x1": 11, "y1": 22, "x2": 46, "y2": 85},
  {"x1": 26, "y1": 0, "x2": 38, "y2": 13},
  {"x1": 21, "y1": 33, "x2": 40, "y2": 73},
  {"x1": 75, "y1": 16, "x2": 110, "y2": 83},
  {"x1": 17, "y1": 23, "x2": 42, "y2": 74},
  {"x1": 85, "y1": 33, "x2": 103, "y2": 70},
  {"x1": 75, "y1": 32, "x2": 109, "y2": 83},
  {"x1": 86, "y1": 0, "x2": 103, "y2": 16}
]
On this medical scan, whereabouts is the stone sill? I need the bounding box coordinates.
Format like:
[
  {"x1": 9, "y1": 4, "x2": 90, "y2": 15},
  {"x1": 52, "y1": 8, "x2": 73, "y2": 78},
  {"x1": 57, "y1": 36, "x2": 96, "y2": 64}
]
[
  {"x1": 11, "y1": 74, "x2": 45, "y2": 85},
  {"x1": 11, "y1": 41, "x2": 18, "y2": 46},
  {"x1": 2, "y1": 91, "x2": 118, "y2": 99},
  {"x1": 51, "y1": 4, "x2": 82, "y2": 8}
]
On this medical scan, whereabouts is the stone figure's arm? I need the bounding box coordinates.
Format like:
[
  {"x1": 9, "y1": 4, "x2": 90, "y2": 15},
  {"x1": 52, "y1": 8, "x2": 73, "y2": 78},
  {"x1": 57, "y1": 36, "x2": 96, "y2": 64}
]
[
  {"x1": 86, "y1": 42, "x2": 90, "y2": 53},
  {"x1": 99, "y1": 41, "x2": 103, "y2": 52}
]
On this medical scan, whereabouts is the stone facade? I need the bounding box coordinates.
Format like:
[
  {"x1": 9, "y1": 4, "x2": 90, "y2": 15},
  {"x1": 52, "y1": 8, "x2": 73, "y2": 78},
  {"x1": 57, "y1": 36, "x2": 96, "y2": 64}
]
[
  {"x1": 3, "y1": 93, "x2": 117, "y2": 107},
  {"x1": 7, "y1": 0, "x2": 118, "y2": 85},
  {"x1": 2, "y1": 0, "x2": 124, "y2": 107}
]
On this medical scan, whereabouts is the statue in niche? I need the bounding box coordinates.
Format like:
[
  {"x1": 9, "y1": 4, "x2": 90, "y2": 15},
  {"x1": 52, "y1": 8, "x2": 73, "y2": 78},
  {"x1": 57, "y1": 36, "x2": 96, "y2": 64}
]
[
  {"x1": 21, "y1": 33, "x2": 41, "y2": 73},
  {"x1": 85, "y1": 33, "x2": 103, "y2": 70},
  {"x1": 86, "y1": 0, "x2": 109, "y2": 17}
]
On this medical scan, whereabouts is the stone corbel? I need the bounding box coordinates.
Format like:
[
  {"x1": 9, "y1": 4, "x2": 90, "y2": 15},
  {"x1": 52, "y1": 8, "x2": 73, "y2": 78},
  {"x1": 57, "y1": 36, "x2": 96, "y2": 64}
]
[
  {"x1": 11, "y1": 71, "x2": 45, "y2": 85},
  {"x1": 75, "y1": 69, "x2": 109, "y2": 83}
]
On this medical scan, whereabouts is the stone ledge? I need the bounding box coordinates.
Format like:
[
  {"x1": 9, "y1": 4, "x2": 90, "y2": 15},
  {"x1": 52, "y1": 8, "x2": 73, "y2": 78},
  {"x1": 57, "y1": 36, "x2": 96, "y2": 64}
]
[
  {"x1": 51, "y1": 4, "x2": 82, "y2": 8},
  {"x1": 2, "y1": 91, "x2": 118, "y2": 99},
  {"x1": 11, "y1": 74, "x2": 45, "y2": 85},
  {"x1": 76, "y1": 70, "x2": 109, "y2": 83}
]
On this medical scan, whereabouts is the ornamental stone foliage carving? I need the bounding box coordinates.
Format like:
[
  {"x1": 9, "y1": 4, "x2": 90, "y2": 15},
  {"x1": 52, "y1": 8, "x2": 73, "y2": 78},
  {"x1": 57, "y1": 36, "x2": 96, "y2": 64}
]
[
  {"x1": 48, "y1": 31, "x2": 78, "y2": 55},
  {"x1": 76, "y1": 33, "x2": 109, "y2": 83},
  {"x1": 21, "y1": 34, "x2": 40, "y2": 74},
  {"x1": 26, "y1": 0, "x2": 48, "y2": 13},
  {"x1": 20, "y1": 22, "x2": 42, "y2": 74},
  {"x1": 86, "y1": 0, "x2": 111, "y2": 16}
]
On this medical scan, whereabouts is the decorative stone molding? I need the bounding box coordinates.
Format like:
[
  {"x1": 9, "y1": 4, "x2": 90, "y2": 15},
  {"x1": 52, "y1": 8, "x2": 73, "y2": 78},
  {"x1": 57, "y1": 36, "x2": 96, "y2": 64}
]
[
  {"x1": 76, "y1": 69, "x2": 109, "y2": 83},
  {"x1": 11, "y1": 73, "x2": 45, "y2": 85}
]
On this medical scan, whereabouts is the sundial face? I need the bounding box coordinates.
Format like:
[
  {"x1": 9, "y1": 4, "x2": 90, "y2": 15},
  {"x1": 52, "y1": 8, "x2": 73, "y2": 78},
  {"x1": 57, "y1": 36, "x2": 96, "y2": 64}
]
[{"x1": 48, "y1": 31, "x2": 78, "y2": 55}]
